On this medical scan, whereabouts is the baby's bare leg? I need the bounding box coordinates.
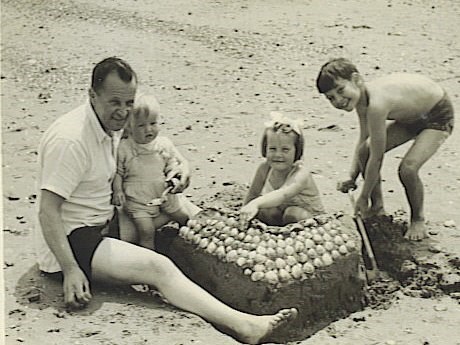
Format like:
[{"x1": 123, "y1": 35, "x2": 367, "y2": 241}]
[
  {"x1": 398, "y1": 129, "x2": 448, "y2": 240},
  {"x1": 133, "y1": 217, "x2": 156, "y2": 250}
]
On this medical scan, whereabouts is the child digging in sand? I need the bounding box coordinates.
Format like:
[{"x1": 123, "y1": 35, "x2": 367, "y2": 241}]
[
  {"x1": 112, "y1": 94, "x2": 192, "y2": 249},
  {"x1": 240, "y1": 112, "x2": 325, "y2": 227},
  {"x1": 316, "y1": 57, "x2": 454, "y2": 240}
]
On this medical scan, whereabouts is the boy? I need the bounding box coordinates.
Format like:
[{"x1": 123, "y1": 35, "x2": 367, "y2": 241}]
[{"x1": 316, "y1": 58, "x2": 454, "y2": 240}]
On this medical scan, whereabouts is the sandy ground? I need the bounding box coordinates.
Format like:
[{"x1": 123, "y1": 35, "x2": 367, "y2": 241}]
[{"x1": 2, "y1": 0, "x2": 460, "y2": 344}]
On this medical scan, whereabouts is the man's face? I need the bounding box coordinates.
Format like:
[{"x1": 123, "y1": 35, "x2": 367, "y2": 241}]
[
  {"x1": 90, "y1": 72, "x2": 137, "y2": 132},
  {"x1": 323, "y1": 77, "x2": 361, "y2": 112}
]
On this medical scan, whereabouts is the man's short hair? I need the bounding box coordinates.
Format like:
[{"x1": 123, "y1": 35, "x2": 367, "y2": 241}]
[
  {"x1": 91, "y1": 57, "x2": 137, "y2": 92},
  {"x1": 316, "y1": 58, "x2": 359, "y2": 94}
]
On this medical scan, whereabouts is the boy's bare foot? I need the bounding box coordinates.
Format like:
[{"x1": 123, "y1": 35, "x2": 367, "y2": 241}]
[
  {"x1": 238, "y1": 308, "x2": 298, "y2": 344},
  {"x1": 404, "y1": 220, "x2": 428, "y2": 240},
  {"x1": 364, "y1": 206, "x2": 386, "y2": 218}
]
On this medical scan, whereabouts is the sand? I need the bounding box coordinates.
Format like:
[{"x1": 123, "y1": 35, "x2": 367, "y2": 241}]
[{"x1": 2, "y1": 0, "x2": 460, "y2": 344}]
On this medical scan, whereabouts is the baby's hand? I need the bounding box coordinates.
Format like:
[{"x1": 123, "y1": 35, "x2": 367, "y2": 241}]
[
  {"x1": 337, "y1": 179, "x2": 357, "y2": 193},
  {"x1": 112, "y1": 191, "x2": 126, "y2": 206}
]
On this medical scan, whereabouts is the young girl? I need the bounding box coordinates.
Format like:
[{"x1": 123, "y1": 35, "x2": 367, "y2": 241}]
[
  {"x1": 112, "y1": 94, "x2": 193, "y2": 250},
  {"x1": 240, "y1": 112, "x2": 325, "y2": 226}
]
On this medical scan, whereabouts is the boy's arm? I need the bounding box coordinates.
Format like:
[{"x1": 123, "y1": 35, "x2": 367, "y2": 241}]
[
  {"x1": 339, "y1": 111, "x2": 369, "y2": 193},
  {"x1": 244, "y1": 162, "x2": 270, "y2": 205},
  {"x1": 357, "y1": 106, "x2": 387, "y2": 210}
]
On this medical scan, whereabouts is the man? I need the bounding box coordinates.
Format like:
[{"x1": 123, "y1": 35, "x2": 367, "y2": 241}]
[{"x1": 36, "y1": 57, "x2": 297, "y2": 344}]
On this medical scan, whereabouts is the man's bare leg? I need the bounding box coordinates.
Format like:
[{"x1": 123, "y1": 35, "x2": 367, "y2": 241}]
[{"x1": 92, "y1": 238, "x2": 297, "y2": 344}]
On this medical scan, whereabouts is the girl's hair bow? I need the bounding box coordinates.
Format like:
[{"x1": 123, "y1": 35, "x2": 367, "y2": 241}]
[{"x1": 264, "y1": 111, "x2": 303, "y2": 135}]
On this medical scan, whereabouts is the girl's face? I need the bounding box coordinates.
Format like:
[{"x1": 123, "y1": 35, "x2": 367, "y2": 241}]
[
  {"x1": 265, "y1": 130, "x2": 297, "y2": 172},
  {"x1": 131, "y1": 111, "x2": 159, "y2": 144}
]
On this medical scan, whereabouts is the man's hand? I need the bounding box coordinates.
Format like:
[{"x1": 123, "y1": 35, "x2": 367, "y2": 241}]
[
  {"x1": 239, "y1": 202, "x2": 259, "y2": 230},
  {"x1": 63, "y1": 266, "x2": 92, "y2": 309},
  {"x1": 337, "y1": 179, "x2": 357, "y2": 193},
  {"x1": 166, "y1": 167, "x2": 190, "y2": 193}
]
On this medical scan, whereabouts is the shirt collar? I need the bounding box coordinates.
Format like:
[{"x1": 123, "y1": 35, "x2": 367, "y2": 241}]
[{"x1": 85, "y1": 100, "x2": 123, "y2": 143}]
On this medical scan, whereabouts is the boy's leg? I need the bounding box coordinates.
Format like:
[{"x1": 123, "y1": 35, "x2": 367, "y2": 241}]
[
  {"x1": 91, "y1": 238, "x2": 297, "y2": 344},
  {"x1": 359, "y1": 122, "x2": 416, "y2": 216},
  {"x1": 398, "y1": 129, "x2": 449, "y2": 240}
]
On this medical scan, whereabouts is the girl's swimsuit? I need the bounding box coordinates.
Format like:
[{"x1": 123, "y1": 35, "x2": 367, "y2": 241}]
[{"x1": 260, "y1": 162, "x2": 325, "y2": 216}]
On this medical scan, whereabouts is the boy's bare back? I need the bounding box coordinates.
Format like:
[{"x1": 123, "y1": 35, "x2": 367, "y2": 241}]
[{"x1": 366, "y1": 73, "x2": 444, "y2": 123}]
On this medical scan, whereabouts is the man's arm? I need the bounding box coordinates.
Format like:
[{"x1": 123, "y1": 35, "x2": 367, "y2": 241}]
[{"x1": 39, "y1": 190, "x2": 92, "y2": 308}]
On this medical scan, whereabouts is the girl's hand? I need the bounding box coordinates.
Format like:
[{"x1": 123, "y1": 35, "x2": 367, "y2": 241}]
[
  {"x1": 354, "y1": 195, "x2": 370, "y2": 216},
  {"x1": 112, "y1": 191, "x2": 126, "y2": 206},
  {"x1": 337, "y1": 179, "x2": 357, "y2": 193},
  {"x1": 239, "y1": 202, "x2": 259, "y2": 230}
]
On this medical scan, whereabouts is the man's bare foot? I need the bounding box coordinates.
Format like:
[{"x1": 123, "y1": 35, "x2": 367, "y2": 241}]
[
  {"x1": 404, "y1": 220, "x2": 428, "y2": 240},
  {"x1": 238, "y1": 308, "x2": 298, "y2": 344}
]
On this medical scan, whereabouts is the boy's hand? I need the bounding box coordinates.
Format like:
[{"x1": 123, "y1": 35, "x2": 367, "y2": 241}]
[
  {"x1": 354, "y1": 195, "x2": 370, "y2": 216},
  {"x1": 337, "y1": 179, "x2": 357, "y2": 193}
]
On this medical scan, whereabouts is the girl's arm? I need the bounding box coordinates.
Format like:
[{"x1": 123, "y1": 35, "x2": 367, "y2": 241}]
[
  {"x1": 244, "y1": 162, "x2": 270, "y2": 205},
  {"x1": 241, "y1": 166, "x2": 311, "y2": 220}
]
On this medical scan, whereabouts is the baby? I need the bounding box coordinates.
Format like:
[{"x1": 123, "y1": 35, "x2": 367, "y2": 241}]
[
  {"x1": 112, "y1": 94, "x2": 191, "y2": 249},
  {"x1": 240, "y1": 112, "x2": 325, "y2": 227}
]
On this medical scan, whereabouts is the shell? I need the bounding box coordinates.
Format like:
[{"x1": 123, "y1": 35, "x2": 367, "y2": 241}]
[
  {"x1": 275, "y1": 258, "x2": 287, "y2": 269},
  {"x1": 254, "y1": 253, "x2": 267, "y2": 264},
  {"x1": 331, "y1": 249, "x2": 341, "y2": 259},
  {"x1": 206, "y1": 242, "x2": 217, "y2": 254},
  {"x1": 307, "y1": 248, "x2": 318, "y2": 258},
  {"x1": 244, "y1": 268, "x2": 252, "y2": 276},
  {"x1": 278, "y1": 269, "x2": 291, "y2": 282},
  {"x1": 199, "y1": 238, "x2": 209, "y2": 249},
  {"x1": 265, "y1": 259, "x2": 276, "y2": 270},
  {"x1": 322, "y1": 253, "x2": 333, "y2": 266},
  {"x1": 179, "y1": 226, "x2": 189, "y2": 237},
  {"x1": 324, "y1": 241, "x2": 335, "y2": 252},
  {"x1": 265, "y1": 270, "x2": 279, "y2": 284},
  {"x1": 338, "y1": 245, "x2": 348, "y2": 255},
  {"x1": 253, "y1": 264, "x2": 265, "y2": 272},
  {"x1": 226, "y1": 249, "x2": 238, "y2": 262},
  {"x1": 312, "y1": 234, "x2": 323, "y2": 244},
  {"x1": 313, "y1": 257, "x2": 323, "y2": 268},
  {"x1": 286, "y1": 255, "x2": 297, "y2": 266},
  {"x1": 304, "y1": 238, "x2": 315, "y2": 249},
  {"x1": 345, "y1": 240, "x2": 356, "y2": 251},
  {"x1": 285, "y1": 245, "x2": 295, "y2": 256},
  {"x1": 236, "y1": 257, "x2": 246, "y2": 267},
  {"x1": 291, "y1": 264, "x2": 303, "y2": 279},
  {"x1": 334, "y1": 235, "x2": 344, "y2": 246},
  {"x1": 316, "y1": 245, "x2": 326, "y2": 255},
  {"x1": 251, "y1": 271, "x2": 264, "y2": 282},
  {"x1": 298, "y1": 252, "x2": 309, "y2": 263},
  {"x1": 303, "y1": 262, "x2": 315, "y2": 274}
]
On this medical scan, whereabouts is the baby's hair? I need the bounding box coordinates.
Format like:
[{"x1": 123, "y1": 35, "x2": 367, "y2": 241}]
[
  {"x1": 316, "y1": 58, "x2": 359, "y2": 94},
  {"x1": 131, "y1": 93, "x2": 160, "y2": 125},
  {"x1": 122, "y1": 94, "x2": 160, "y2": 138},
  {"x1": 261, "y1": 126, "x2": 304, "y2": 162}
]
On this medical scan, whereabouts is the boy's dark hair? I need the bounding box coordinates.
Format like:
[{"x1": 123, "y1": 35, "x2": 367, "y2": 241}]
[
  {"x1": 261, "y1": 128, "x2": 304, "y2": 162},
  {"x1": 316, "y1": 58, "x2": 359, "y2": 93},
  {"x1": 91, "y1": 57, "x2": 137, "y2": 92}
]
